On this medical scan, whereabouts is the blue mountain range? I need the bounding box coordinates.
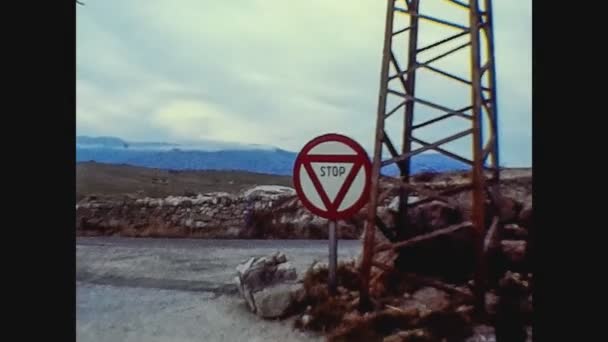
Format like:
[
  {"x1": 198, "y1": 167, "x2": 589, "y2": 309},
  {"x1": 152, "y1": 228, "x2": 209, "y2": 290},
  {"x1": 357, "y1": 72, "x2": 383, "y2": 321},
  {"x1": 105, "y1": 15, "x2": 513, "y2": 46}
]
[{"x1": 76, "y1": 136, "x2": 470, "y2": 176}]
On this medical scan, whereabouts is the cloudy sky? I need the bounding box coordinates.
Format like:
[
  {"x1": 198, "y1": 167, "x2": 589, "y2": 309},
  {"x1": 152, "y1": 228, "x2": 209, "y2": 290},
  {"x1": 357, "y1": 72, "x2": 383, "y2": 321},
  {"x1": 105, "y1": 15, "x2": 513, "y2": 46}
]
[{"x1": 76, "y1": 0, "x2": 531, "y2": 166}]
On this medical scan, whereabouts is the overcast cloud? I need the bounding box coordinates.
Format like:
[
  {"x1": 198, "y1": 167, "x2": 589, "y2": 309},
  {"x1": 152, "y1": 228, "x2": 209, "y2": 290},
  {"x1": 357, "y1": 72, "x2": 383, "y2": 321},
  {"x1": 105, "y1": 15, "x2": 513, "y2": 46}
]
[{"x1": 76, "y1": 0, "x2": 531, "y2": 166}]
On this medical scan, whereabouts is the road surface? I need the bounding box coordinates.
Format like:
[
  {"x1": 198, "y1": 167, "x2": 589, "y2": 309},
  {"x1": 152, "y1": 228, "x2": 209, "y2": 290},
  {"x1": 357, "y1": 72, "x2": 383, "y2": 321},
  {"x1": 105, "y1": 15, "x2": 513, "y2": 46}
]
[{"x1": 77, "y1": 237, "x2": 362, "y2": 342}]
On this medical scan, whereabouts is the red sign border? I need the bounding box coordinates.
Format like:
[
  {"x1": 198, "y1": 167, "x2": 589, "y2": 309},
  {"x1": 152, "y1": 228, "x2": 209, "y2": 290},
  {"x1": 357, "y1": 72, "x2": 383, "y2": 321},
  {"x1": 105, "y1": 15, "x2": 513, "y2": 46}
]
[{"x1": 293, "y1": 133, "x2": 372, "y2": 221}]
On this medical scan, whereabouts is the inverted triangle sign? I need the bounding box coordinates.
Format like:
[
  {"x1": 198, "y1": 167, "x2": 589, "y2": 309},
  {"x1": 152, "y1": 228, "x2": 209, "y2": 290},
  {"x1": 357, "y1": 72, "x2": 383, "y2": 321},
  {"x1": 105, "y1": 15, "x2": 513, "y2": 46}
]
[
  {"x1": 301, "y1": 154, "x2": 362, "y2": 213},
  {"x1": 310, "y1": 162, "x2": 354, "y2": 203}
]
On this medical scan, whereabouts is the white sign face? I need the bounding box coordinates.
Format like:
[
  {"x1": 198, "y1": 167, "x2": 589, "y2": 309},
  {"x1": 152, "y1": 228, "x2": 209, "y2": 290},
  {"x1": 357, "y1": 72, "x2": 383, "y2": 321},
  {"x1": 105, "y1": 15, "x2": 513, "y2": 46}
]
[{"x1": 293, "y1": 134, "x2": 372, "y2": 220}]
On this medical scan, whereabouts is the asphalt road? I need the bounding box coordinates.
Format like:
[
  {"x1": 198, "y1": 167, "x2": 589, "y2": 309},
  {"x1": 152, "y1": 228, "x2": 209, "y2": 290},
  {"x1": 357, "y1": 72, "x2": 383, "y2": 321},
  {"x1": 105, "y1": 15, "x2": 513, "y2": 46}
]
[{"x1": 76, "y1": 237, "x2": 362, "y2": 342}]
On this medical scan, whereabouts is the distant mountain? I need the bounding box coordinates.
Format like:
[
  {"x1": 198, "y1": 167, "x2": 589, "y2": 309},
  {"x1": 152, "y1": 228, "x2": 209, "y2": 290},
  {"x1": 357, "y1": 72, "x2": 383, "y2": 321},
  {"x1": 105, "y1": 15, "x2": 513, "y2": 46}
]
[
  {"x1": 76, "y1": 136, "x2": 470, "y2": 176},
  {"x1": 379, "y1": 154, "x2": 470, "y2": 177}
]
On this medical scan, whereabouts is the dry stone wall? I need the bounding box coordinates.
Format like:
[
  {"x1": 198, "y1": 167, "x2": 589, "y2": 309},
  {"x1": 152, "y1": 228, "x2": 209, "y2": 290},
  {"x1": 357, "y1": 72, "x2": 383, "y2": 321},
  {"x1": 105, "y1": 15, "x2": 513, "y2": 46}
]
[
  {"x1": 76, "y1": 174, "x2": 532, "y2": 240},
  {"x1": 76, "y1": 186, "x2": 363, "y2": 239}
]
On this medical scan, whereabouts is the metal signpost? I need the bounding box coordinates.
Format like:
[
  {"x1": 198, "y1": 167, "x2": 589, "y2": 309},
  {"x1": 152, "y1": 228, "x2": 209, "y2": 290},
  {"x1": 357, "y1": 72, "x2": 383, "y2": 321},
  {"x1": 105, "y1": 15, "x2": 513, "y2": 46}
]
[{"x1": 293, "y1": 133, "x2": 372, "y2": 294}]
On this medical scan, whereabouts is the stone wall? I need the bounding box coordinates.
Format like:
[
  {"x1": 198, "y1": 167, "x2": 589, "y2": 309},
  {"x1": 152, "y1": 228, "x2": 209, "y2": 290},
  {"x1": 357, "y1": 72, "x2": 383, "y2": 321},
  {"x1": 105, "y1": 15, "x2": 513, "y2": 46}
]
[
  {"x1": 76, "y1": 186, "x2": 364, "y2": 239},
  {"x1": 76, "y1": 175, "x2": 532, "y2": 240}
]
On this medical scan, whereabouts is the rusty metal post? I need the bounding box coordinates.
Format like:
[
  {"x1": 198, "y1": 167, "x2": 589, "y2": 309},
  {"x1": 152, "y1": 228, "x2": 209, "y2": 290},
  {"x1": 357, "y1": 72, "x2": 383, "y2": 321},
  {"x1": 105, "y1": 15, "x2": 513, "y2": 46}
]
[
  {"x1": 483, "y1": 0, "x2": 500, "y2": 183},
  {"x1": 469, "y1": 0, "x2": 488, "y2": 313},
  {"x1": 359, "y1": 0, "x2": 396, "y2": 313},
  {"x1": 397, "y1": 0, "x2": 421, "y2": 240}
]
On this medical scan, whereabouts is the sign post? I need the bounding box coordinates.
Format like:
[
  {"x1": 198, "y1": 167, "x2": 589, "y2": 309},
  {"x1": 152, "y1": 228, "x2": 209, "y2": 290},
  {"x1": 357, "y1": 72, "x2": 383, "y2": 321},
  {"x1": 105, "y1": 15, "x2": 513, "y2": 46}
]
[
  {"x1": 328, "y1": 220, "x2": 338, "y2": 294},
  {"x1": 293, "y1": 133, "x2": 372, "y2": 295}
]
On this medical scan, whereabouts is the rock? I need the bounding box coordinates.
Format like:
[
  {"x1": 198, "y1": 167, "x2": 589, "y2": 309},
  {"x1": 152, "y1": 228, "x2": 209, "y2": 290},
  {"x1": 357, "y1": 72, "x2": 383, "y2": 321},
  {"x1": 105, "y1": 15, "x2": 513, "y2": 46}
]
[
  {"x1": 235, "y1": 252, "x2": 300, "y2": 318},
  {"x1": 276, "y1": 262, "x2": 297, "y2": 280},
  {"x1": 411, "y1": 287, "x2": 450, "y2": 313},
  {"x1": 383, "y1": 329, "x2": 431, "y2": 342},
  {"x1": 495, "y1": 196, "x2": 522, "y2": 223},
  {"x1": 388, "y1": 197, "x2": 399, "y2": 212},
  {"x1": 311, "y1": 261, "x2": 328, "y2": 273},
  {"x1": 300, "y1": 314, "x2": 312, "y2": 327},
  {"x1": 388, "y1": 196, "x2": 420, "y2": 212},
  {"x1": 521, "y1": 294, "x2": 533, "y2": 316},
  {"x1": 456, "y1": 305, "x2": 475, "y2": 324},
  {"x1": 292, "y1": 283, "x2": 306, "y2": 303},
  {"x1": 485, "y1": 291, "x2": 499, "y2": 316},
  {"x1": 252, "y1": 283, "x2": 303, "y2": 318},
  {"x1": 107, "y1": 219, "x2": 121, "y2": 228},
  {"x1": 465, "y1": 325, "x2": 496, "y2": 342},
  {"x1": 501, "y1": 240, "x2": 527, "y2": 264},
  {"x1": 235, "y1": 276, "x2": 245, "y2": 297},
  {"x1": 518, "y1": 205, "x2": 532, "y2": 230},
  {"x1": 310, "y1": 215, "x2": 328, "y2": 226},
  {"x1": 495, "y1": 271, "x2": 529, "y2": 341},
  {"x1": 224, "y1": 227, "x2": 241, "y2": 237},
  {"x1": 243, "y1": 185, "x2": 296, "y2": 200},
  {"x1": 398, "y1": 287, "x2": 451, "y2": 319},
  {"x1": 274, "y1": 252, "x2": 287, "y2": 264},
  {"x1": 236, "y1": 257, "x2": 256, "y2": 275},
  {"x1": 167, "y1": 197, "x2": 181, "y2": 206},
  {"x1": 410, "y1": 200, "x2": 462, "y2": 234},
  {"x1": 244, "y1": 289, "x2": 257, "y2": 312},
  {"x1": 503, "y1": 224, "x2": 528, "y2": 239},
  {"x1": 235, "y1": 274, "x2": 256, "y2": 311}
]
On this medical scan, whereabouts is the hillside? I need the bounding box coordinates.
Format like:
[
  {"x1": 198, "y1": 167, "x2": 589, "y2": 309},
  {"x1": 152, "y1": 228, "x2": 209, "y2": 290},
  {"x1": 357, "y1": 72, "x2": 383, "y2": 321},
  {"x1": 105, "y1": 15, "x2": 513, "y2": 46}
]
[{"x1": 76, "y1": 162, "x2": 293, "y2": 200}]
